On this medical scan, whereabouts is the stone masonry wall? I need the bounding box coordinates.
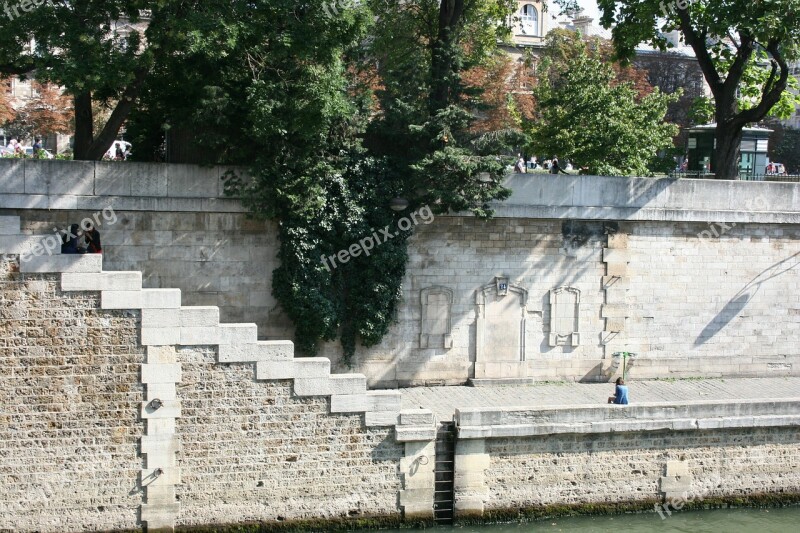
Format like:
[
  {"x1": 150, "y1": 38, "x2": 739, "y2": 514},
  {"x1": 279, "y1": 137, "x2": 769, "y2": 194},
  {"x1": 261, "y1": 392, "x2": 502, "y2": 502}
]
[
  {"x1": 482, "y1": 427, "x2": 800, "y2": 510},
  {"x1": 0, "y1": 261, "x2": 144, "y2": 532},
  {"x1": 5, "y1": 210, "x2": 799, "y2": 388},
  {"x1": 2, "y1": 209, "x2": 291, "y2": 339},
  {"x1": 3, "y1": 161, "x2": 800, "y2": 386},
  {"x1": 336, "y1": 217, "x2": 800, "y2": 386},
  {"x1": 625, "y1": 221, "x2": 800, "y2": 366},
  {"x1": 0, "y1": 255, "x2": 404, "y2": 532},
  {"x1": 174, "y1": 347, "x2": 403, "y2": 527},
  {"x1": 325, "y1": 218, "x2": 609, "y2": 386}
]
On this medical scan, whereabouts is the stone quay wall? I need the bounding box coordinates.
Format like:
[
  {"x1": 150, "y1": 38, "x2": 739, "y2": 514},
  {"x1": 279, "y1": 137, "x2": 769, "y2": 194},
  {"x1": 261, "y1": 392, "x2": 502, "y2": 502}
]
[
  {"x1": 2, "y1": 160, "x2": 800, "y2": 386},
  {"x1": 452, "y1": 402, "x2": 800, "y2": 518},
  {"x1": 0, "y1": 256, "x2": 415, "y2": 532},
  {"x1": 1, "y1": 213, "x2": 800, "y2": 530}
]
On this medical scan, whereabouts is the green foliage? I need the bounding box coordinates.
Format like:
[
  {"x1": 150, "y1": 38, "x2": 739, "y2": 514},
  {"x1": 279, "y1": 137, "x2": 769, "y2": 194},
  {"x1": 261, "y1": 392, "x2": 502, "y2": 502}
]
[
  {"x1": 175, "y1": 1, "x2": 518, "y2": 362},
  {"x1": 689, "y1": 96, "x2": 716, "y2": 125},
  {"x1": 0, "y1": 1, "x2": 157, "y2": 158},
  {"x1": 767, "y1": 125, "x2": 800, "y2": 174},
  {"x1": 527, "y1": 43, "x2": 679, "y2": 176},
  {"x1": 597, "y1": 0, "x2": 800, "y2": 178}
]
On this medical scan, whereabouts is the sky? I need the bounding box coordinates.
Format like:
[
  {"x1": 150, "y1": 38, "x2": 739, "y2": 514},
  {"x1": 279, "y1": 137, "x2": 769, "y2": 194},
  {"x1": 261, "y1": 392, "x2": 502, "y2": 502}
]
[{"x1": 575, "y1": 1, "x2": 601, "y2": 20}]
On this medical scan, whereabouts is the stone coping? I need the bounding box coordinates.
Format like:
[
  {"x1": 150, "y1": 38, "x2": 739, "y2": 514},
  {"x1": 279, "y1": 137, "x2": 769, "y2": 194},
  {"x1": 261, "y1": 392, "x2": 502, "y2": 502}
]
[
  {"x1": 488, "y1": 174, "x2": 800, "y2": 223},
  {"x1": 455, "y1": 398, "x2": 800, "y2": 438},
  {"x1": 3, "y1": 161, "x2": 800, "y2": 222}
]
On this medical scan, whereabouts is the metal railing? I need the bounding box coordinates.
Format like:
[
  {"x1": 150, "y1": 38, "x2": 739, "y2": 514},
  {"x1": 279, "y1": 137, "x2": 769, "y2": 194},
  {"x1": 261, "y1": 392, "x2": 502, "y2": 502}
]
[{"x1": 668, "y1": 171, "x2": 800, "y2": 182}]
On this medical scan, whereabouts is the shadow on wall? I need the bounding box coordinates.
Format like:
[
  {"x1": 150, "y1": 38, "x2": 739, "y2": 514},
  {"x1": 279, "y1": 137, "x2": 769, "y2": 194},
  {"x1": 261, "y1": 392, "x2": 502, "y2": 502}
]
[{"x1": 695, "y1": 251, "x2": 800, "y2": 346}]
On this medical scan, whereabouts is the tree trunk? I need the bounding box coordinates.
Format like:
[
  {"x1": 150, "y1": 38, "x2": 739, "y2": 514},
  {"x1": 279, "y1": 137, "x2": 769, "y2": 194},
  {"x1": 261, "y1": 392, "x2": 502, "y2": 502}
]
[
  {"x1": 713, "y1": 85, "x2": 743, "y2": 180},
  {"x1": 714, "y1": 121, "x2": 743, "y2": 180},
  {"x1": 72, "y1": 92, "x2": 94, "y2": 160},
  {"x1": 429, "y1": 0, "x2": 465, "y2": 113},
  {"x1": 72, "y1": 68, "x2": 149, "y2": 161}
]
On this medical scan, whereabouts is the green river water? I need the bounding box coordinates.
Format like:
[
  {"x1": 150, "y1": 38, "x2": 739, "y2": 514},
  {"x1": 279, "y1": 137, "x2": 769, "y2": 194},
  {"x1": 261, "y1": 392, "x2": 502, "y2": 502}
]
[{"x1": 383, "y1": 507, "x2": 799, "y2": 532}]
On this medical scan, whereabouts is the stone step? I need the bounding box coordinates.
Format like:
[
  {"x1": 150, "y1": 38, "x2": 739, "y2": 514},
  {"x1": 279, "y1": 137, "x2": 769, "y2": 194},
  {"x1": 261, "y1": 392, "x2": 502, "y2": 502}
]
[
  {"x1": 62, "y1": 271, "x2": 142, "y2": 292},
  {"x1": 0, "y1": 234, "x2": 62, "y2": 256},
  {"x1": 102, "y1": 288, "x2": 182, "y2": 310},
  {"x1": 20, "y1": 253, "x2": 103, "y2": 273},
  {"x1": 256, "y1": 357, "x2": 331, "y2": 380},
  {"x1": 218, "y1": 340, "x2": 294, "y2": 363},
  {"x1": 0, "y1": 216, "x2": 20, "y2": 235},
  {"x1": 179, "y1": 306, "x2": 219, "y2": 327},
  {"x1": 218, "y1": 323, "x2": 258, "y2": 345},
  {"x1": 294, "y1": 374, "x2": 367, "y2": 397}
]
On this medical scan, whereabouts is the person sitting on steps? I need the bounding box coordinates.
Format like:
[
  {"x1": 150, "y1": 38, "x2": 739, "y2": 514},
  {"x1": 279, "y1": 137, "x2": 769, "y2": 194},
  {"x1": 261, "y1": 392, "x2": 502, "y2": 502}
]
[{"x1": 608, "y1": 377, "x2": 629, "y2": 405}]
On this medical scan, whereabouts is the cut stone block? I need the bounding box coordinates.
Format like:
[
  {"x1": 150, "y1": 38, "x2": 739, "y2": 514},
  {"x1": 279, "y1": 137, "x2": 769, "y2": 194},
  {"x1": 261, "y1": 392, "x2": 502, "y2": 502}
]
[
  {"x1": 180, "y1": 326, "x2": 220, "y2": 346},
  {"x1": 140, "y1": 400, "x2": 182, "y2": 420},
  {"x1": 218, "y1": 341, "x2": 294, "y2": 363},
  {"x1": 603, "y1": 248, "x2": 630, "y2": 263},
  {"x1": 101, "y1": 290, "x2": 143, "y2": 309},
  {"x1": 21, "y1": 254, "x2": 103, "y2": 273},
  {"x1": 218, "y1": 323, "x2": 258, "y2": 345},
  {"x1": 144, "y1": 485, "x2": 177, "y2": 506},
  {"x1": 400, "y1": 410, "x2": 436, "y2": 426},
  {"x1": 62, "y1": 271, "x2": 142, "y2": 292},
  {"x1": 179, "y1": 306, "x2": 220, "y2": 327},
  {"x1": 142, "y1": 309, "x2": 181, "y2": 329},
  {"x1": 601, "y1": 304, "x2": 628, "y2": 319},
  {"x1": 293, "y1": 374, "x2": 366, "y2": 397},
  {"x1": 256, "y1": 358, "x2": 330, "y2": 380},
  {"x1": 146, "y1": 383, "x2": 177, "y2": 401},
  {"x1": 366, "y1": 391, "x2": 403, "y2": 412},
  {"x1": 140, "y1": 502, "x2": 181, "y2": 530},
  {"x1": 365, "y1": 410, "x2": 400, "y2": 427},
  {"x1": 0, "y1": 235, "x2": 59, "y2": 255},
  {"x1": 141, "y1": 363, "x2": 181, "y2": 384},
  {"x1": 140, "y1": 467, "x2": 181, "y2": 488},
  {"x1": 330, "y1": 394, "x2": 369, "y2": 413},
  {"x1": 147, "y1": 419, "x2": 176, "y2": 435},
  {"x1": 396, "y1": 426, "x2": 438, "y2": 442},
  {"x1": 0, "y1": 162, "x2": 24, "y2": 195},
  {"x1": 142, "y1": 328, "x2": 181, "y2": 346},
  {"x1": 0, "y1": 215, "x2": 20, "y2": 235},
  {"x1": 140, "y1": 434, "x2": 182, "y2": 456},
  {"x1": 142, "y1": 289, "x2": 182, "y2": 309}
]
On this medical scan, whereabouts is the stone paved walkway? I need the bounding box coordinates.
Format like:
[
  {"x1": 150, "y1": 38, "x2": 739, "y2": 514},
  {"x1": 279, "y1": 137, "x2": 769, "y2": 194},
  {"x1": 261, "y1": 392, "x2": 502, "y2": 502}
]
[{"x1": 399, "y1": 377, "x2": 800, "y2": 421}]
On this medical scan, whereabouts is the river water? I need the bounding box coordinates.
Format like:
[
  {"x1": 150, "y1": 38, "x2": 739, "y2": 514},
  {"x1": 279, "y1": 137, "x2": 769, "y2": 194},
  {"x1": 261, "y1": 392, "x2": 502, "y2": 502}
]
[{"x1": 384, "y1": 507, "x2": 799, "y2": 532}]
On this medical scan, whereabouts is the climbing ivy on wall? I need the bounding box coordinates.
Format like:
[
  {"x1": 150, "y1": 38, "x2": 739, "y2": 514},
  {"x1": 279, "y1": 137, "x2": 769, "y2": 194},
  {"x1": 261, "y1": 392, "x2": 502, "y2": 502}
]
[{"x1": 128, "y1": 1, "x2": 520, "y2": 364}]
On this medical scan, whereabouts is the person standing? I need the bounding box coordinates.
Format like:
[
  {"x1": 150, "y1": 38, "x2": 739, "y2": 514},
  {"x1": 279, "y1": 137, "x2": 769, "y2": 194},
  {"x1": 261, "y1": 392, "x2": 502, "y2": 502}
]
[
  {"x1": 32, "y1": 137, "x2": 43, "y2": 157},
  {"x1": 550, "y1": 157, "x2": 569, "y2": 175},
  {"x1": 514, "y1": 155, "x2": 526, "y2": 173}
]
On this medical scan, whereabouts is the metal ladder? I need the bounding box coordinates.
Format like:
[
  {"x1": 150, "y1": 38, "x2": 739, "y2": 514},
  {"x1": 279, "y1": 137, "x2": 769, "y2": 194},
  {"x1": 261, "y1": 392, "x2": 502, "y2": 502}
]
[{"x1": 433, "y1": 422, "x2": 456, "y2": 524}]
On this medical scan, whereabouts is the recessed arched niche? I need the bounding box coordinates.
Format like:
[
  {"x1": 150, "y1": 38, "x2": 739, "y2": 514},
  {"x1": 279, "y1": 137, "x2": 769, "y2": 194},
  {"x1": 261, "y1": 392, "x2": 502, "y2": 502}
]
[
  {"x1": 419, "y1": 286, "x2": 454, "y2": 349},
  {"x1": 474, "y1": 277, "x2": 529, "y2": 379},
  {"x1": 549, "y1": 286, "x2": 581, "y2": 347}
]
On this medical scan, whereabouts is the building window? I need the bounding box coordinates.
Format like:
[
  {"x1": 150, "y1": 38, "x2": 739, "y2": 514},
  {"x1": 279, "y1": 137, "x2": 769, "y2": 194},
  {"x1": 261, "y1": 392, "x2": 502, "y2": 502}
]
[{"x1": 520, "y1": 4, "x2": 539, "y2": 36}]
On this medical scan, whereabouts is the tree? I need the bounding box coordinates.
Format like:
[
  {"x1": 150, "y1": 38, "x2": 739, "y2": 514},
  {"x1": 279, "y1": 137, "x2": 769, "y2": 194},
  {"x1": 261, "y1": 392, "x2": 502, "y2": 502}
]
[
  {"x1": 23, "y1": 82, "x2": 73, "y2": 137},
  {"x1": 125, "y1": 1, "x2": 525, "y2": 361},
  {"x1": 0, "y1": 1, "x2": 160, "y2": 160},
  {"x1": 0, "y1": 76, "x2": 14, "y2": 125},
  {"x1": 766, "y1": 122, "x2": 800, "y2": 174},
  {"x1": 528, "y1": 42, "x2": 679, "y2": 176},
  {"x1": 598, "y1": 0, "x2": 800, "y2": 179}
]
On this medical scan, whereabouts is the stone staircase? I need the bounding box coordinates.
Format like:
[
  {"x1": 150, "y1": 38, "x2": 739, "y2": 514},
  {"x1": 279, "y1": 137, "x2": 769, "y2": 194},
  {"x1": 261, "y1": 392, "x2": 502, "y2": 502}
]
[{"x1": 0, "y1": 215, "x2": 410, "y2": 530}]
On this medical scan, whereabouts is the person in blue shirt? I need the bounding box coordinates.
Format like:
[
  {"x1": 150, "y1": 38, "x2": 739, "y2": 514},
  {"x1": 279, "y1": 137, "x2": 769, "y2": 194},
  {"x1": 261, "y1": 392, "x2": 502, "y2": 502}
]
[{"x1": 607, "y1": 377, "x2": 629, "y2": 405}]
